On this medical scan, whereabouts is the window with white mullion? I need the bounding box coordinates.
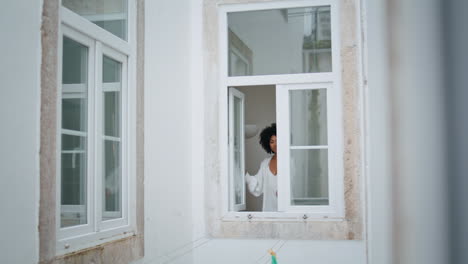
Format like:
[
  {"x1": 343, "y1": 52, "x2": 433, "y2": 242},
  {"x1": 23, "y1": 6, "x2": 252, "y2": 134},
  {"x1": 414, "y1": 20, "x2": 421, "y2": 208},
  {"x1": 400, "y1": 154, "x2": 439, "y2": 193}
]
[
  {"x1": 277, "y1": 83, "x2": 334, "y2": 213},
  {"x1": 56, "y1": 0, "x2": 135, "y2": 252},
  {"x1": 99, "y1": 47, "x2": 126, "y2": 228},
  {"x1": 221, "y1": 1, "x2": 344, "y2": 220},
  {"x1": 61, "y1": 129, "x2": 87, "y2": 137},
  {"x1": 226, "y1": 73, "x2": 334, "y2": 87}
]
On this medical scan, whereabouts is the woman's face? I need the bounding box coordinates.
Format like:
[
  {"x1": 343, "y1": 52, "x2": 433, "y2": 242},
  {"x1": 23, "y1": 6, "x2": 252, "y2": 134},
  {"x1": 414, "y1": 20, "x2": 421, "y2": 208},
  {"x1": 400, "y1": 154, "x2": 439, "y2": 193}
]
[{"x1": 270, "y1": 135, "x2": 277, "y2": 154}]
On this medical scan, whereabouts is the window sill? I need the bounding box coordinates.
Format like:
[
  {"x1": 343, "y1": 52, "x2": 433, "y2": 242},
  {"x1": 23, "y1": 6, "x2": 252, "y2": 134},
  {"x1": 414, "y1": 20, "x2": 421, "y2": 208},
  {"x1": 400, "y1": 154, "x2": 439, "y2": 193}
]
[
  {"x1": 56, "y1": 225, "x2": 135, "y2": 256},
  {"x1": 222, "y1": 212, "x2": 345, "y2": 222}
]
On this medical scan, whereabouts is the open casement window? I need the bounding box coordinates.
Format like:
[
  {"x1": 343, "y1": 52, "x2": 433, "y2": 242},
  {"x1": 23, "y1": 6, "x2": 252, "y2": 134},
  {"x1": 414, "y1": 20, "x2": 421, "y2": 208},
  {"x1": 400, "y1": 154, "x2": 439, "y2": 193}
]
[
  {"x1": 228, "y1": 87, "x2": 246, "y2": 211},
  {"x1": 59, "y1": 30, "x2": 95, "y2": 236},
  {"x1": 98, "y1": 47, "x2": 128, "y2": 230},
  {"x1": 60, "y1": 39, "x2": 89, "y2": 228},
  {"x1": 276, "y1": 83, "x2": 342, "y2": 216},
  {"x1": 222, "y1": 1, "x2": 344, "y2": 220}
]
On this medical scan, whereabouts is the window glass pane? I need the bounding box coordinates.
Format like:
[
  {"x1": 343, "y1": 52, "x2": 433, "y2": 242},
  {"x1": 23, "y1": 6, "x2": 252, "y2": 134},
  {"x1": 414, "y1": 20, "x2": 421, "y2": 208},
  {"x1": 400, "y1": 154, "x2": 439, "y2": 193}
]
[
  {"x1": 228, "y1": 6, "x2": 331, "y2": 76},
  {"x1": 61, "y1": 150, "x2": 87, "y2": 227},
  {"x1": 62, "y1": 134, "x2": 86, "y2": 151},
  {"x1": 233, "y1": 96, "x2": 243, "y2": 205},
  {"x1": 103, "y1": 56, "x2": 121, "y2": 137},
  {"x1": 290, "y1": 89, "x2": 327, "y2": 146},
  {"x1": 103, "y1": 140, "x2": 122, "y2": 220},
  {"x1": 63, "y1": 37, "x2": 88, "y2": 84},
  {"x1": 102, "y1": 55, "x2": 122, "y2": 220},
  {"x1": 62, "y1": 0, "x2": 128, "y2": 40},
  {"x1": 62, "y1": 98, "x2": 87, "y2": 131},
  {"x1": 290, "y1": 149, "x2": 329, "y2": 206},
  {"x1": 62, "y1": 37, "x2": 88, "y2": 132},
  {"x1": 103, "y1": 56, "x2": 122, "y2": 83},
  {"x1": 104, "y1": 92, "x2": 121, "y2": 137},
  {"x1": 61, "y1": 37, "x2": 88, "y2": 228}
]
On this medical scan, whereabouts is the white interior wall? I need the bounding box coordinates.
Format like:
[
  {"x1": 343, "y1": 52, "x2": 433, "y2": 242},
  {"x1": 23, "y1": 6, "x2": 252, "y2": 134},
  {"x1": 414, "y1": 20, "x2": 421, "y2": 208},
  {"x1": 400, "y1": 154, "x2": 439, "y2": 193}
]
[
  {"x1": 0, "y1": 1, "x2": 42, "y2": 263},
  {"x1": 143, "y1": 0, "x2": 195, "y2": 261},
  {"x1": 237, "y1": 85, "x2": 276, "y2": 211}
]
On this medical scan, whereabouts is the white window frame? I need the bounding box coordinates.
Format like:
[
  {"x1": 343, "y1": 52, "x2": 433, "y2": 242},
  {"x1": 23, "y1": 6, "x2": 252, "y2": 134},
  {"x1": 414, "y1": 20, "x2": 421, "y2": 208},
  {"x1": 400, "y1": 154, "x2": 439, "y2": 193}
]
[
  {"x1": 276, "y1": 82, "x2": 343, "y2": 217},
  {"x1": 219, "y1": 0, "x2": 344, "y2": 221},
  {"x1": 228, "y1": 87, "x2": 247, "y2": 211},
  {"x1": 229, "y1": 47, "x2": 251, "y2": 76},
  {"x1": 56, "y1": 1, "x2": 137, "y2": 254}
]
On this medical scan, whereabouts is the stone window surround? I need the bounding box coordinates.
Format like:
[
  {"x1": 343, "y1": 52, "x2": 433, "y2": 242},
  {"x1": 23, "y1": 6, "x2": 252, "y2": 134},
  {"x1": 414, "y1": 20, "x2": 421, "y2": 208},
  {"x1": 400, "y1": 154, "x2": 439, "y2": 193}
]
[{"x1": 39, "y1": 0, "x2": 145, "y2": 263}]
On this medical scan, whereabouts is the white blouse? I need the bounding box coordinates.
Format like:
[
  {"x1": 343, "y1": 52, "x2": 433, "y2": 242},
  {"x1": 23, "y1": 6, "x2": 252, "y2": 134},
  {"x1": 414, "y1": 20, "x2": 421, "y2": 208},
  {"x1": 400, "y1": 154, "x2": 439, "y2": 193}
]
[{"x1": 245, "y1": 156, "x2": 278, "y2": 212}]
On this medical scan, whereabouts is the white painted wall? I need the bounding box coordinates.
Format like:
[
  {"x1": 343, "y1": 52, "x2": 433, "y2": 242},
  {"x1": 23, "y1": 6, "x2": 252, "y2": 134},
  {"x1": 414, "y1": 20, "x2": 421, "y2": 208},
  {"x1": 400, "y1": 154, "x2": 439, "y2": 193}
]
[
  {"x1": 190, "y1": 0, "x2": 206, "y2": 243},
  {"x1": 388, "y1": 1, "x2": 448, "y2": 263},
  {"x1": 0, "y1": 1, "x2": 42, "y2": 263},
  {"x1": 364, "y1": 0, "x2": 393, "y2": 263},
  {"x1": 142, "y1": 0, "x2": 198, "y2": 262}
]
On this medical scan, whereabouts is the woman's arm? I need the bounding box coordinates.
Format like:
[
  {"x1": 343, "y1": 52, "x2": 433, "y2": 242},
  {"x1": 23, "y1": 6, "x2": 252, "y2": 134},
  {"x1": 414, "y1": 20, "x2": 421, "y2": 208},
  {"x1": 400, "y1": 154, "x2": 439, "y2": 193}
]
[{"x1": 245, "y1": 160, "x2": 266, "y2": 197}]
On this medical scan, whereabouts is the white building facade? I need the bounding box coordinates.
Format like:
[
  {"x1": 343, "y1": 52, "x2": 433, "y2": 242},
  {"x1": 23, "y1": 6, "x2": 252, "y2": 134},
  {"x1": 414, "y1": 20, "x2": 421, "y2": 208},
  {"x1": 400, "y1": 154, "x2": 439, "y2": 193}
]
[{"x1": 1, "y1": 0, "x2": 461, "y2": 263}]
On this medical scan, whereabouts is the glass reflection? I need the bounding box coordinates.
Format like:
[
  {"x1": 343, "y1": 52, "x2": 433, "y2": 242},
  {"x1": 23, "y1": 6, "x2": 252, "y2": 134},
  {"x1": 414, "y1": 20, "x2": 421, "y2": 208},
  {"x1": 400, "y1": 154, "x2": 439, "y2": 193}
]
[
  {"x1": 289, "y1": 89, "x2": 328, "y2": 146},
  {"x1": 228, "y1": 6, "x2": 332, "y2": 76},
  {"x1": 62, "y1": 0, "x2": 128, "y2": 40},
  {"x1": 290, "y1": 149, "x2": 329, "y2": 205},
  {"x1": 233, "y1": 97, "x2": 243, "y2": 205},
  {"x1": 61, "y1": 37, "x2": 88, "y2": 228},
  {"x1": 102, "y1": 55, "x2": 122, "y2": 221}
]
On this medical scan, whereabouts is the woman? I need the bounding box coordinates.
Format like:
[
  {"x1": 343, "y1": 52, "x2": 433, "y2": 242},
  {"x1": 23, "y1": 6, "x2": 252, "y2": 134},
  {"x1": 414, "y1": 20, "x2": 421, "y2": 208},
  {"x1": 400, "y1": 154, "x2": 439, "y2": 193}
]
[{"x1": 246, "y1": 123, "x2": 277, "y2": 211}]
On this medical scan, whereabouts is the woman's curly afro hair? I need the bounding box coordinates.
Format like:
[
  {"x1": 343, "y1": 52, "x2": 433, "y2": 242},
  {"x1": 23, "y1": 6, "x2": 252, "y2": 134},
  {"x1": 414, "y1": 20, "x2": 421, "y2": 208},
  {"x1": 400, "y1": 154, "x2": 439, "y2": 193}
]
[{"x1": 259, "y1": 123, "x2": 276, "y2": 154}]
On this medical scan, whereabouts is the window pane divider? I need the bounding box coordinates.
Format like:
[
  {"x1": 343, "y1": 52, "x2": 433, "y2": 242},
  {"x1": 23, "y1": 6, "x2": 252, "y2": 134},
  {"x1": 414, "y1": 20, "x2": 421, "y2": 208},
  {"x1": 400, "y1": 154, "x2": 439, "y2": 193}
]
[
  {"x1": 63, "y1": 83, "x2": 86, "y2": 93},
  {"x1": 82, "y1": 13, "x2": 127, "y2": 22},
  {"x1": 103, "y1": 135, "x2": 121, "y2": 142},
  {"x1": 220, "y1": 0, "x2": 333, "y2": 13},
  {"x1": 103, "y1": 82, "x2": 121, "y2": 92},
  {"x1": 94, "y1": 41, "x2": 104, "y2": 232},
  {"x1": 62, "y1": 93, "x2": 86, "y2": 99},
  {"x1": 290, "y1": 145, "x2": 328, "y2": 150},
  {"x1": 62, "y1": 129, "x2": 87, "y2": 137},
  {"x1": 226, "y1": 72, "x2": 334, "y2": 86},
  {"x1": 62, "y1": 150, "x2": 86, "y2": 154}
]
